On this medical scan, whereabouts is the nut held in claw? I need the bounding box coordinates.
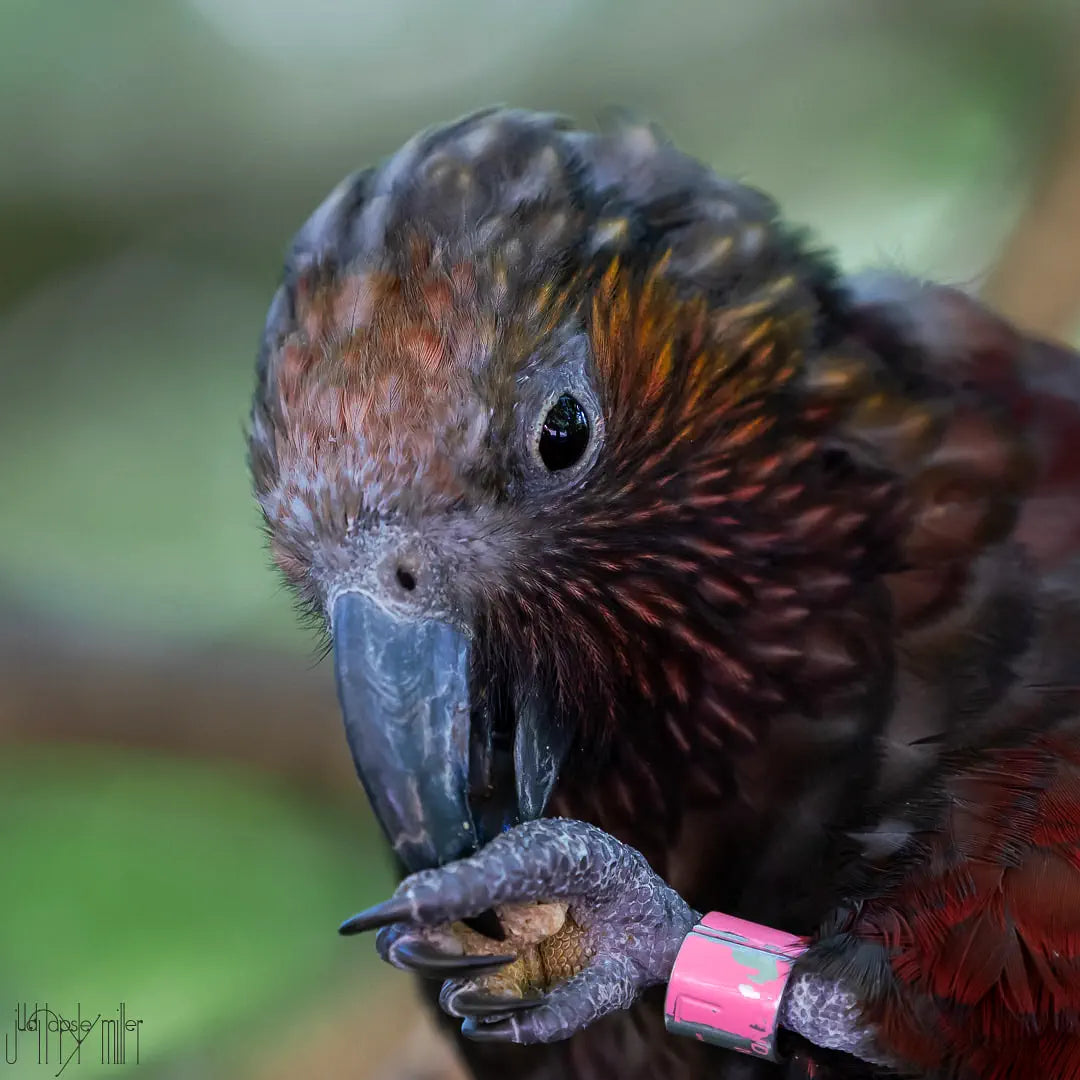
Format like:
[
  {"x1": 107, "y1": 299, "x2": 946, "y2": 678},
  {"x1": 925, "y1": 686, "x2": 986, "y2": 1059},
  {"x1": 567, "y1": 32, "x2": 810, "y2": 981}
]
[{"x1": 449, "y1": 901, "x2": 593, "y2": 998}]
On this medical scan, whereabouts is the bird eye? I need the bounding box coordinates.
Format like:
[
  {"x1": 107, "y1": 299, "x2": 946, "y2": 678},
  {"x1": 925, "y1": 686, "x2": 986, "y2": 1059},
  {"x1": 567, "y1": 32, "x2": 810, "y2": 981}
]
[{"x1": 538, "y1": 393, "x2": 590, "y2": 471}]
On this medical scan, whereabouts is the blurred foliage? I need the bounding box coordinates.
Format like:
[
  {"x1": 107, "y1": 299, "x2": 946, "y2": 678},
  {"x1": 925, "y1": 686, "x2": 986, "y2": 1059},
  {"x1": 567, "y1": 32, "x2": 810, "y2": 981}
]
[{"x1": 0, "y1": 744, "x2": 393, "y2": 1077}]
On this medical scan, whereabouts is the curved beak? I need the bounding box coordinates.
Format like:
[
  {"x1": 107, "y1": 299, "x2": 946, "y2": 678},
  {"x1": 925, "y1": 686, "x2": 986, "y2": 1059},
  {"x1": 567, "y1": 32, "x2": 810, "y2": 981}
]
[{"x1": 331, "y1": 591, "x2": 571, "y2": 872}]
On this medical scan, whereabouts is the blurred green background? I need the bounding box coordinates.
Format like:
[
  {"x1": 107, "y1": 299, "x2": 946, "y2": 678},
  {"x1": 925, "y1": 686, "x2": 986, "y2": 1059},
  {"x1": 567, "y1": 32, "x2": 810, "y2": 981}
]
[{"x1": 2, "y1": 2, "x2": 1080, "y2": 1077}]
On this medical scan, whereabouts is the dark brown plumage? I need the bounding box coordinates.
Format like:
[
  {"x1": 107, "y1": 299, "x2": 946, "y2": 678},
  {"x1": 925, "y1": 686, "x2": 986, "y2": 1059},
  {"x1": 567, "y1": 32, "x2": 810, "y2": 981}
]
[{"x1": 250, "y1": 109, "x2": 1080, "y2": 1079}]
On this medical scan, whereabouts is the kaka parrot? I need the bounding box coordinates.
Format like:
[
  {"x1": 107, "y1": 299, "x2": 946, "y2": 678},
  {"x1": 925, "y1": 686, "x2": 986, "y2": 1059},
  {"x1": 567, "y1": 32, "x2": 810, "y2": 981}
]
[{"x1": 248, "y1": 109, "x2": 1080, "y2": 1080}]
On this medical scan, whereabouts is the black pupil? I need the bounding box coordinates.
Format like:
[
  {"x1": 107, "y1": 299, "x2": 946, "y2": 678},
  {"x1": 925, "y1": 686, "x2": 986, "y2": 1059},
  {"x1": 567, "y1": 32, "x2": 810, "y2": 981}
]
[{"x1": 538, "y1": 394, "x2": 590, "y2": 471}]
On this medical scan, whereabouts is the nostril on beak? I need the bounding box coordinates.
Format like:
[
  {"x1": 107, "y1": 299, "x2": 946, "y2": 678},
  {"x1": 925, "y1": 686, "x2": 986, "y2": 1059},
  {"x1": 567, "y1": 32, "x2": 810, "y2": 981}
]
[{"x1": 395, "y1": 566, "x2": 418, "y2": 592}]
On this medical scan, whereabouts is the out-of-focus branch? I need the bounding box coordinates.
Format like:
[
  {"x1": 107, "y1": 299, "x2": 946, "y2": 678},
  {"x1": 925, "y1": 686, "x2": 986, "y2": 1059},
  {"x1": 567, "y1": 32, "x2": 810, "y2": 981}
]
[
  {"x1": 983, "y1": 67, "x2": 1080, "y2": 341},
  {"x1": 0, "y1": 611, "x2": 359, "y2": 798}
]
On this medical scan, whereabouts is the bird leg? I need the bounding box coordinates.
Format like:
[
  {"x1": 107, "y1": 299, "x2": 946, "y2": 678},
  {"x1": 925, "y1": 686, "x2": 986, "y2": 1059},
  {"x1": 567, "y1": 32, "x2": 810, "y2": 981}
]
[
  {"x1": 344, "y1": 818, "x2": 896, "y2": 1064},
  {"x1": 340, "y1": 818, "x2": 698, "y2": 1043}
]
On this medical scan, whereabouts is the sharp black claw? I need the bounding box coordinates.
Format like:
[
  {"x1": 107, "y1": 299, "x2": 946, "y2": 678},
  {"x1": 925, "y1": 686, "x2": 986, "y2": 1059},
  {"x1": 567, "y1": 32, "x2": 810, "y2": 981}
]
[
  {"x1": 393, "y1": 938, "x2": 516, "y2": 977},
  {"x1": 461, "y1": 1017, "x2": 516, "y2": 1042},
  {"x1": 339, "y1": 896, "x2": 414, "y2": 935},
  {"x1": 451, "y1": 990, "x2": 538, "y2": 1017}
]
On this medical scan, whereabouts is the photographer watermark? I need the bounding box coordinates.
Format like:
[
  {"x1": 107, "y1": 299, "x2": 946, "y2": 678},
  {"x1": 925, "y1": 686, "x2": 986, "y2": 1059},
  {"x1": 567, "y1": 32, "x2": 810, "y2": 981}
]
[{"x1": 4, "y1": 1002, "x2": 142, "y2": 1075}]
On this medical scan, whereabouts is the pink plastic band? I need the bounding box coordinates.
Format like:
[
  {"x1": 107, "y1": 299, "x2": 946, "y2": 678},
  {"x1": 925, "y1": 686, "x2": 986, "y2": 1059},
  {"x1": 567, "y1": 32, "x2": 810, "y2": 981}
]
[{"x1": 664, "y1": 912, "x2": 808, "y2": 1061}]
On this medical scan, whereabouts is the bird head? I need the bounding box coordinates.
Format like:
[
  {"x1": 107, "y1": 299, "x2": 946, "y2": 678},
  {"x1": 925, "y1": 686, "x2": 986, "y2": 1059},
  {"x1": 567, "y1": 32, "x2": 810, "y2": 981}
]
[{"x1": 250, "y1": 110, "x2": 928, "y2": 872}]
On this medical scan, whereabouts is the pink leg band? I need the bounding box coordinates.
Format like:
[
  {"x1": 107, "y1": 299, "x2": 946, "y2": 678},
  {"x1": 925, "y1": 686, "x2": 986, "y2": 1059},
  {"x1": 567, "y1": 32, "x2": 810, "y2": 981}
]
[{"x1": 663, "y1": 912, "x2": 808, "y2": 1061}]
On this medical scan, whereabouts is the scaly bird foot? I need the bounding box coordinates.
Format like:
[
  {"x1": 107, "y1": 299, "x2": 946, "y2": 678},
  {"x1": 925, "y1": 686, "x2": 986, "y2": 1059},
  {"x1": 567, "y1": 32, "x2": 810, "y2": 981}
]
[{"x1": 339, "y1": 818, "x2": 698, "y2": 1044}]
